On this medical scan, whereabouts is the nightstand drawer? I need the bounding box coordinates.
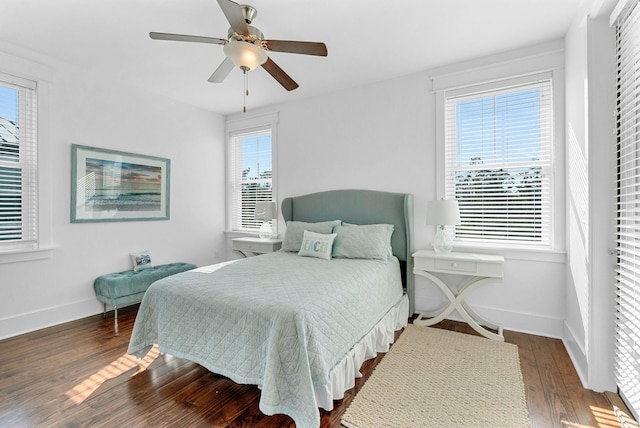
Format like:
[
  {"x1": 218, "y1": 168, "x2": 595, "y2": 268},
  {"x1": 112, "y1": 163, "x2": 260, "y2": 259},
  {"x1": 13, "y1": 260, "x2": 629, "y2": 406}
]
[
  {"x1": 412, "y1": 250, "x2": 504, "y2": 278},
  {"x1": 233, "y1": 240, "x2": 279, "y2": 253},
  {"x1": 232, "y1": 237, "x2": 282, "y2": 257},
  {"x1": 434, "y1": 259, "x2": 477, "y2": 273}
]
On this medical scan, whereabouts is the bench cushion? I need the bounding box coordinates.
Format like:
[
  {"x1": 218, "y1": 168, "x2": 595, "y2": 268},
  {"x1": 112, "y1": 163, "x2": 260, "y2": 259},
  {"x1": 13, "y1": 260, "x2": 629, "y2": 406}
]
[{"x1": 94, "y1": 262, "x2": 197, "y2": 307}]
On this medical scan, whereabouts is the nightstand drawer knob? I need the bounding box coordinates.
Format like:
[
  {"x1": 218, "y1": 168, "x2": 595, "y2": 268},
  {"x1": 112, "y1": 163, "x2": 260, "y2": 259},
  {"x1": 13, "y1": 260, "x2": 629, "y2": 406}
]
[{"x1": 434, "y1": 259, "x2": 477, "y2": 273}]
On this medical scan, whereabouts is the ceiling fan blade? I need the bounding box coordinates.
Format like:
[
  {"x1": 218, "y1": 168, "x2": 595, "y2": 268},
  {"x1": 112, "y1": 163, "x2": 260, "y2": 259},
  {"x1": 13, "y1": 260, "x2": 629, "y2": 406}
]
[
  {"x1": 216, "y1": 0, "x2": 250, "y2": 36},
  {"x1": 261, "y1": 57, "x2": 299, "y2": 91},
  {"x1": 150, "y1": 32, "x2": 226, "y2": 45},
  {"x1": 208, "y1": 57, "x2": 235, "y2": 83},
  {"x1": 264, "y1": 40, "x2": 328, "y2": 57}
]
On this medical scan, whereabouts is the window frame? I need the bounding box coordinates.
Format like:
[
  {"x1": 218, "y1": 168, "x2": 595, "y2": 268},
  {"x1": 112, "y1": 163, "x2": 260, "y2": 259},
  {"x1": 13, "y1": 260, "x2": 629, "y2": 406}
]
[
  {"x1": 225, "y1": 112, "x2": 278, "y2": 236},
  {"x1": 433, "y1": 53, "x2": 565, "y2": 260},
  {"x1": 0, "y1": 73, "x2": 38, "y2": 248},
  {"x1": 613, "y1": 0, "x2": 640, "y2": 419},
  {"x1": 0, "y1": 56, "x2": 54, "y2": 264},
  {"x1": 443, "y1": 75, "x2": 554, "y2": 248}
]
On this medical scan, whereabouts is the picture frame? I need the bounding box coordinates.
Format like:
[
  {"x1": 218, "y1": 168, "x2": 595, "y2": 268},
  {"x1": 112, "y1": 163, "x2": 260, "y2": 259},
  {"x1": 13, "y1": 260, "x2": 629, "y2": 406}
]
[{"x1": 71, "y1": 144, "x2": 170, "y2": 223}]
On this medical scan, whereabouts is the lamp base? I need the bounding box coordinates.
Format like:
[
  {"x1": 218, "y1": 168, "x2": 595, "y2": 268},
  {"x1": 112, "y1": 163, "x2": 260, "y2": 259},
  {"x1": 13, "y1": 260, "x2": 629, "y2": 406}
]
[
  {"x1": 258, "y1": 221, "x2": 274, "y2": 240},
  {"x1": 432, "y1": 226, "x2": 453, "y2": 253}
]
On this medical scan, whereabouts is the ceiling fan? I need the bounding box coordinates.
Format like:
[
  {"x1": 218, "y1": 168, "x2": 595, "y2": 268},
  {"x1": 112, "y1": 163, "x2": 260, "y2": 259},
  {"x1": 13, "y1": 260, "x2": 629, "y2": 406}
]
[{"x1": 149, "y1": 0, "x2": 328, "y2": 91}]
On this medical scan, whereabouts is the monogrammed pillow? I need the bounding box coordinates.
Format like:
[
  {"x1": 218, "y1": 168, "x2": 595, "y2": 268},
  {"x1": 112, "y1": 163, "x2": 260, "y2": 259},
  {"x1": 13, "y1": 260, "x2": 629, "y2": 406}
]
[{"x1": 297, "y1": 230, "x2": 337, "y2": 260}]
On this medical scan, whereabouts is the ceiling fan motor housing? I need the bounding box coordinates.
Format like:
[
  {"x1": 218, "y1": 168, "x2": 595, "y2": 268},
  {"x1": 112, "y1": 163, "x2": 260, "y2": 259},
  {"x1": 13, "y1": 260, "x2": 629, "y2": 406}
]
[
  {"x1": 239, "y1": 4, "x2": 257, "y2": 24},
  {"x1": 227, "y1": 25, "x2": 264, "y2": 45}
]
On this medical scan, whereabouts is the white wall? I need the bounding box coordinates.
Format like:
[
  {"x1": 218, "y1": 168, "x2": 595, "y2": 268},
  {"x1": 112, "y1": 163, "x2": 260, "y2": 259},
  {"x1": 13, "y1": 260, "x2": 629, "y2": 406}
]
[
  {"x1": 0, "y1": 49, "x2": 226, "y2": 339},
  {"x1": 242, "y1": 48, "x2": 569, "y2": 338},
  {"x1": 564, "y1": 4, "x2": 591, "y2": 383},
  {"x1": 1, "y1": 5, "x2": 618, "y2": 372},
  {"x1": 563, "y1": 0, "x2": 617, "y2": 391}
]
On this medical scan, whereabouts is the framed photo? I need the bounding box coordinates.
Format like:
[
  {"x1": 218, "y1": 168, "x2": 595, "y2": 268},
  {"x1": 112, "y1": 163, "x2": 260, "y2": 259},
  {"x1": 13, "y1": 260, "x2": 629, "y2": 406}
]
[{"x1": 71, "y1": 144, "x2": 170, "y2": 223}]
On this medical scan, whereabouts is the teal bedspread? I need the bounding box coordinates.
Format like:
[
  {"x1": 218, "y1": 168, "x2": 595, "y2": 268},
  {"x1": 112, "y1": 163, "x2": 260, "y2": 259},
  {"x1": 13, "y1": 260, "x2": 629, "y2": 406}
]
[{"x1": 128, "y1": 251, "x2": 403, "y2": 428}]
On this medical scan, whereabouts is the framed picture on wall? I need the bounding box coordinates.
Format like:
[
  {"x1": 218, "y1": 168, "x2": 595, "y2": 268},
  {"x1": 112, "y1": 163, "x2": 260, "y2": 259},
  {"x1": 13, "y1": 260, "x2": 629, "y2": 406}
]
[{"x1": 71, "y1": 144, "x2": 170, "y2": 223}]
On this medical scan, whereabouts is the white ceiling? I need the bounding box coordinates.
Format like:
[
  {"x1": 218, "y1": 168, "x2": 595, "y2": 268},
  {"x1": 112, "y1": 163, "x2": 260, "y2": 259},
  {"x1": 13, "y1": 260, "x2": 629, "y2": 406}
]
[{"x1": 0, "y1": 0, "x2": 584, "y2": 115}]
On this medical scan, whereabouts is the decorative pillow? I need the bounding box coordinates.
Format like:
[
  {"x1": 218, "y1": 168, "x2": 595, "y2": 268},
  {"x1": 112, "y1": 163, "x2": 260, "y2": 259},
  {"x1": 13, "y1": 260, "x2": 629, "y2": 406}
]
[
  {"x1": 332, "y1": 223, "x2": 394, "y2": 261},
  {"x1": 282, "y1": 220, "x2": 341, "y2": 252},
  {"x1": 130, "y1": 250, "x2": 153, "y2": 271},
  {"x1": 298, "y1": 230, "x2": 337, "y2": 260}
]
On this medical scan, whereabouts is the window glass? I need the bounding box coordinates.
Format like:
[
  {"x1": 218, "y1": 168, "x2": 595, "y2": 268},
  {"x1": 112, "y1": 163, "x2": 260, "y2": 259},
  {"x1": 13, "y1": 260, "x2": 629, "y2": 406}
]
[
  {"x1": 444, "y1": 80, "x2": 553, "y2": 247},
  {"x1": 0, "y1": 79, "x2": 37, "y2": 247},
  {"x1": 614, "y1": 0, "x2": 640, "y2": 418},
  {"x1": 228, "y1": 127, "x2": 274, "y2": 232}
]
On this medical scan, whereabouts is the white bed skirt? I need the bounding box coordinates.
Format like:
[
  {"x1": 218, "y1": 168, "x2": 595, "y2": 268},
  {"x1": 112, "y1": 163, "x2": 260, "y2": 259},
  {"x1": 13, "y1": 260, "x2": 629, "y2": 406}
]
[{"x1": 314, "y1": 294, "x2": 409, "y2": 410}]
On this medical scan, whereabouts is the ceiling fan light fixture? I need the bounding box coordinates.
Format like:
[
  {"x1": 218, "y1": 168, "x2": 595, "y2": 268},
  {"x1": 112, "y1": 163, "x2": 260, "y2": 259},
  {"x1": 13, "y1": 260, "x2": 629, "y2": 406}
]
[{"x1": 223, "y1": 40, "x2": 267, "y2": 71}]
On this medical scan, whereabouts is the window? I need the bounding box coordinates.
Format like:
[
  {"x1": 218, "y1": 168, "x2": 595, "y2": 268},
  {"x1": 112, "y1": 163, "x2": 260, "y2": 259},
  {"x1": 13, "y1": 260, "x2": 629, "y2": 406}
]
[
  {"x1": 226, "y1": 113, "x2": 277, "y2": 234},
  {"x1": 443, "y1": 77, "x2": 553, "y2": 248},
  {"x1": 0, "y1": 73, "x2": 38, "y2": 251},
  {"x1": 614, "y1": 0, "x2": 640, "y2": 419}
]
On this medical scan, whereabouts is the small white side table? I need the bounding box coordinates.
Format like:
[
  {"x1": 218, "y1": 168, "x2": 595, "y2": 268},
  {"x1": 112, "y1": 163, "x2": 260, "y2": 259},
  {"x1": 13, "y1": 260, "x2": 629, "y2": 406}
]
[
  {"x1": 232, "y1": 237, "x2": 282, "y2": 257},
  {"x1": 413, "y1": 249, "x2": 505, "y2": 341}
]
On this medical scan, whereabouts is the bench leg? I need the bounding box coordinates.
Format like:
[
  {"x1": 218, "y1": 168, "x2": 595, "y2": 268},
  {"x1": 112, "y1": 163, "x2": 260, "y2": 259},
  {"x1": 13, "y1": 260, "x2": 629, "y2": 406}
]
[{"x1": 114, "y1": 306, "x2": 119, "y2": 337}]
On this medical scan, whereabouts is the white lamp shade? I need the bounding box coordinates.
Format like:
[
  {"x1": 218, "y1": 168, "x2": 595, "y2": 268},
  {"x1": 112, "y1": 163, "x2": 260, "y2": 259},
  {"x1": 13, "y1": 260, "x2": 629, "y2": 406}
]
[
  {"x1": 426, "y1": 199, "x2": 461, "y2": 226},
  {"x1": 223, "y1": 40, "x2": 268, "y2": 71},
  {"x1": 254, "y1": 201, "x2": 276, "y2": 220}
]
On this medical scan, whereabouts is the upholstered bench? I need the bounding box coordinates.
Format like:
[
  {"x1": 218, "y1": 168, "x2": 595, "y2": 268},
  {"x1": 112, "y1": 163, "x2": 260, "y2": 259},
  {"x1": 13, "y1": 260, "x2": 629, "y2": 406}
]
[{"x1": 94, "y1": 262, "x2": 197, "y2": 335}]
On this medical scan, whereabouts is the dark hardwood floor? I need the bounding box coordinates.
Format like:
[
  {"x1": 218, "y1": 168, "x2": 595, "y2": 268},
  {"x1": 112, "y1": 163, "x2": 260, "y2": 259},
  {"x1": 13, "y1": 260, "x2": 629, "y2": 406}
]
[{"x1": 0, "y1": 305, "x2": 624, "y2": 427}]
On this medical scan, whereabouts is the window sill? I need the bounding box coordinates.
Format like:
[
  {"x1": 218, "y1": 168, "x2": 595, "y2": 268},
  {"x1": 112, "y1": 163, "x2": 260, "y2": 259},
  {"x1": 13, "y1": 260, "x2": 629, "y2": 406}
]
[
  {"x1": 224, "y1": 230, "x2": 260, "y2": 239},
  {"x1": 224, "y1": 230, "x2": 281, "y2": 239},
  {"x1": 0, "y1": 246, "x2": 57, "y2": 264},
  {"x1": 448, "y1": 242, "x2": 566, "y2": 264}
]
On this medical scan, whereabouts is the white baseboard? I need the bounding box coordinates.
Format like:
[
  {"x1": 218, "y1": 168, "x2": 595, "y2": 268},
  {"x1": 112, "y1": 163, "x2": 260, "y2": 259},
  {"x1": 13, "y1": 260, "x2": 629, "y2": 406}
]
[
  {"x1": 417, "y1": 301, "x2": 565, "y2": 339},
  {"x1": 0, "y1": 298, "x2": 103, "y2": 340},
  {"x1": 5, "y1": 299, "x2": 565, "y2": 342},
  {"x1": 562, "y1": 321, "x2": 589, "y2": 388}
]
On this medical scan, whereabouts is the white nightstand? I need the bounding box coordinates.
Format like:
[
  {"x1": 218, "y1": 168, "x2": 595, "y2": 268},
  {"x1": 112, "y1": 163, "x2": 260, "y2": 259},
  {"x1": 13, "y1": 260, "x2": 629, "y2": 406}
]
[
  {"x1": 412, "y1": 249, "x2": 505, "y2": 341},
  {"x1": 232, "y1": 237, "x2": 282, "y2": 257}
]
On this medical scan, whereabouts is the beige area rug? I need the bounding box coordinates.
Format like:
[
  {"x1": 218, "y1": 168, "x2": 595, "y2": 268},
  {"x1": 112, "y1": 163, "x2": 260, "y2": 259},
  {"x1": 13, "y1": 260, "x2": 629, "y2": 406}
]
[{"x1": 341, "y1": 325, "x2": 531, "y2": 428}]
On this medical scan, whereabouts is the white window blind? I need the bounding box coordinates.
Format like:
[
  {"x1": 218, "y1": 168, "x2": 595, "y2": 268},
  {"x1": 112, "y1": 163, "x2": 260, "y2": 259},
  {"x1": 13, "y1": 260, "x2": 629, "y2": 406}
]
[
  {"x1": 228, "y1": 127, "x2": 273, "y2": 232},
  {"x1": 0, "y1": 74, "x2": 38, "y2": 248},
  {"x1": 614, "y1": 0, "x2": 640, "y2": 419},
  {"x1": 444, "y1": 79, "x2": 553, "y2": 247}
]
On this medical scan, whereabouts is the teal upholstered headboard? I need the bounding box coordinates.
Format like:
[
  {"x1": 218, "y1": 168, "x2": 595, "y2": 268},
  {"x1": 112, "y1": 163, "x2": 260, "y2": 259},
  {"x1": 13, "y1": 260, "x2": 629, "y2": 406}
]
[{"x1": 281, "y1": 189, "x2": 415, "y2": 314}]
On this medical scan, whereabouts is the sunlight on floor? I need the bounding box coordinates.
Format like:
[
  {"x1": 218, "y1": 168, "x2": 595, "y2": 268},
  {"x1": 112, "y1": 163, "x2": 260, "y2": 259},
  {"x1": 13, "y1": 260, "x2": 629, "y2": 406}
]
[
  {"x1": 65, "y1": 345, "x2": 160, "y2": 404},
  {"x1": 562, "y1": 404, "x2": 640, "y2": 428},
  {"x1": 611, "y1": 404, "x2": 640, "y2": 428},
  {"x1": 591, "y1": 405, "x2": 625, "y2": 428}
]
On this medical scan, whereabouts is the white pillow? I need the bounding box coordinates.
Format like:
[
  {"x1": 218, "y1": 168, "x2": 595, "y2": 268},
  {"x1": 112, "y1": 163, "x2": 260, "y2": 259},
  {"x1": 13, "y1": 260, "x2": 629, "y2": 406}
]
[
  {"x1": 282, "y1": 220, "x2": 341, "y2": 252},
  {"x1": 297, "y1": 230, "x2": 337, "y2": 260},
  {"x1": 130, "y1": 250, "x2": 153, "y2": 271},
  {"x1": 332, "y1": 223, "x2": 394, "y2": 261}
]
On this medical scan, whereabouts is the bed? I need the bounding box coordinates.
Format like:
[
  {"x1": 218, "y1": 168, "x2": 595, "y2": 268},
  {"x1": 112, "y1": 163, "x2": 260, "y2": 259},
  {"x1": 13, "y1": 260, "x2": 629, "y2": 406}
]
[{"x1": 127, "y1": 189, "x2": 414, "y2": 428}]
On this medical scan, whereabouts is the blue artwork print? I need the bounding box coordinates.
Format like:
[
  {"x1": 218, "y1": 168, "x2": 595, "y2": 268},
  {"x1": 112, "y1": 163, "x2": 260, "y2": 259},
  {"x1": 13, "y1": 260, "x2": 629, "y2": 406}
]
[{"x1": 84, "y1": 158, "x2": 162, "y2": 212}]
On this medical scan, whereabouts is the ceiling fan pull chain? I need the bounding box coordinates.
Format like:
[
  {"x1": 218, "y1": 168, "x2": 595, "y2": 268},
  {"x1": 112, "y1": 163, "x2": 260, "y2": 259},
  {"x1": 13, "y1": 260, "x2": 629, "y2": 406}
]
[{"x1": 242, "y1": 65, "x2": 249, "y2": 113}]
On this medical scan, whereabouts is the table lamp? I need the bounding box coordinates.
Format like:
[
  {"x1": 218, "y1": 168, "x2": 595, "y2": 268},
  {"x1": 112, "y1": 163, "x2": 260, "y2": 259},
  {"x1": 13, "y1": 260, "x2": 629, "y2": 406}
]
[
  {"x1": 426, "y1": 199, "x2": 461, "y2": 253},
  {"x1": 254, "y1": 201, "x2": 276, "y2": 240}
]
